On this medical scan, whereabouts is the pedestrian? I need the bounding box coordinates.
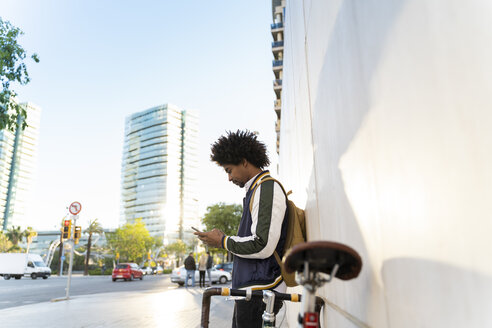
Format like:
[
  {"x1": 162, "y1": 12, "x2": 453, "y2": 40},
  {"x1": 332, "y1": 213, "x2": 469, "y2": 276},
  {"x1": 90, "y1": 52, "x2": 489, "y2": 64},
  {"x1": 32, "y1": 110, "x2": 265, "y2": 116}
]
[
  {"x1": 206, "y1": 251, "x2": 213, "y2": 287},
  {"x1": 198, "y1": 253, "x2": 208, "y2": 288},
  {"x1": 184, "y1": 252, "x2": 196, "y2": 288},
  {"x1": 195, "y1": 130, "x2": 288, "y2": 328}
]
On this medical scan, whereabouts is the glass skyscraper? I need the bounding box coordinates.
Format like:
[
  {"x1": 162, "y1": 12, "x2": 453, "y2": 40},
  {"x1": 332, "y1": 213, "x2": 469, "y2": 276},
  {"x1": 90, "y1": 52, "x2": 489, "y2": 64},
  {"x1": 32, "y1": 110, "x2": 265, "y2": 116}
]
[
  {"x1": 0, "y1": 102, "x2": 41, "y2": 230},
  {"x1": 120, "y1": 104, "x2": 199, "y2": 244}
]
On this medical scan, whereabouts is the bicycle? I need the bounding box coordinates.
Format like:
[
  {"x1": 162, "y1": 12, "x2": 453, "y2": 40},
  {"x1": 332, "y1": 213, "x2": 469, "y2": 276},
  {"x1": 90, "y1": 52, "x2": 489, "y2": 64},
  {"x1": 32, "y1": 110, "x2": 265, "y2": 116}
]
[{"x1": 200, "y1": 240, "x2": 362, "y2": 328}]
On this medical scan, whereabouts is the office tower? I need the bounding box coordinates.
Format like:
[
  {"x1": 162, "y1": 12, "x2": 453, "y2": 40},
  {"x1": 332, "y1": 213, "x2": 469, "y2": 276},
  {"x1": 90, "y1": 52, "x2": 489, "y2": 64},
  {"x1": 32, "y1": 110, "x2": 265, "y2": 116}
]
[
  {"x1": 271, "y1": 0, "x2": 285, "y2": 154},
  {"x1": 0, "y1": 102, "x2": 41, "y2": 230},
  {"x1": 120, "y1": 104, "x2": 199, "y2": 244}
]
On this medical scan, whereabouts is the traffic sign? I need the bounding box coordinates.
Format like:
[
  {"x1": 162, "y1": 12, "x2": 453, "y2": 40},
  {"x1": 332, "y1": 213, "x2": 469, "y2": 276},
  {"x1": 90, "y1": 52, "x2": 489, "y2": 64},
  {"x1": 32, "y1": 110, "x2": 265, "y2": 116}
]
[{"x1": 69, "y1": 202, "x2": 82, "y2": 215}]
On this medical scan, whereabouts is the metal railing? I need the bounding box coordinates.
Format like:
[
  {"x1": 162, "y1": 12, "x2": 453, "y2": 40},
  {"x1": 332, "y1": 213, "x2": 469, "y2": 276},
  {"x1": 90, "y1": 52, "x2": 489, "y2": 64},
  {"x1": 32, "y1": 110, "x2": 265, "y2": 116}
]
[
  {"x1": 272, "y1": 40, "x2": 284, "y2": 48},
  {"x1": 272, "y1": 60, "x2": 283, "y2": 67},
  {"x1": 271, "y1": 22, "x2": 284, "y2": 29},
  {"x1": 273, "y1": 79, "x2": 283, "y2": 87}
]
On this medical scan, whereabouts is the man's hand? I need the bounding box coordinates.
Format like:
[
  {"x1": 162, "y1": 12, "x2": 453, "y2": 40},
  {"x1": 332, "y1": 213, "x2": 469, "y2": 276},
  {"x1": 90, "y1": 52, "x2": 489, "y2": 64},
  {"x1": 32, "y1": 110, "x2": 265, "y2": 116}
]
[{"x1": 194, "y1": 228, "x2": 225, "y2": 248}]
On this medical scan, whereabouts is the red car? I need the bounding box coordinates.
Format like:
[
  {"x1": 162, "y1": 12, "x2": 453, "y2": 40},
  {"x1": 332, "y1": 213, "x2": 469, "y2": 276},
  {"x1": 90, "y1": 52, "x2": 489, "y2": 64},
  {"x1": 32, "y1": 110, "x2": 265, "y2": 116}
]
[{"x1": 112, "y1": 263, "x2": 144, "y2": 281}]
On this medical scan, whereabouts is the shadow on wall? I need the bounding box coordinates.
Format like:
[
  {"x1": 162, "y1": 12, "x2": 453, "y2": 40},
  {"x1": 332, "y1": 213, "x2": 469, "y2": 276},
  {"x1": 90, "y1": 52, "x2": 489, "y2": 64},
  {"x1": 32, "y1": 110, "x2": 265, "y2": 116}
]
[
  {"x1": 382, "y1": 258, "x2": 492, "y2": 327},
  {"x1": 305, "y1": 0, "x2": 408, "y2": 326},
  {"x1": 310, "y1": 0, "x2": 408, "y2": 240}
]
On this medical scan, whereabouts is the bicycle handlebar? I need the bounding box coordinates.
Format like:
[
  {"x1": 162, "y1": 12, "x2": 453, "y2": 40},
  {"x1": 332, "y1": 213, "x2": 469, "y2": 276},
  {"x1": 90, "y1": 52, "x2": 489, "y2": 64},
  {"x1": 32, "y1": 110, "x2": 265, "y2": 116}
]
[
  {"x1": 222, "y1": 287, "x2": 302, "y2": 301},
  {"x1": 201, "y1": 287, "x2": 325, "y2": 328}
]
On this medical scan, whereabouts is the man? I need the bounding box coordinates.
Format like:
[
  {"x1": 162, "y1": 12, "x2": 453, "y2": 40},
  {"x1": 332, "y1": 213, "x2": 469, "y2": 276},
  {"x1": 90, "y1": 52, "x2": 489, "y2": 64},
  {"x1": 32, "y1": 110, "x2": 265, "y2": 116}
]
[
  {"x1": 195, "y1": 130, "x2": 288, "y2": 328},
  {"x1": 205, "y1": 251, "x2": 213, "y2": 287},
  {"x1": 184, "y1": 252, "x2": 196, "y2": 288}
]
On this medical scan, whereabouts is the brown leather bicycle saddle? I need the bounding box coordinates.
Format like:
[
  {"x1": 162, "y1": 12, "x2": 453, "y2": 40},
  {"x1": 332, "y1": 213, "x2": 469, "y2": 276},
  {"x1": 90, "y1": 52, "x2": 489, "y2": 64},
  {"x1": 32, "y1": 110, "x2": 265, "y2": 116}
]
[{"x1": 283, "y1": 241, "x2": 362, "y2": 280}]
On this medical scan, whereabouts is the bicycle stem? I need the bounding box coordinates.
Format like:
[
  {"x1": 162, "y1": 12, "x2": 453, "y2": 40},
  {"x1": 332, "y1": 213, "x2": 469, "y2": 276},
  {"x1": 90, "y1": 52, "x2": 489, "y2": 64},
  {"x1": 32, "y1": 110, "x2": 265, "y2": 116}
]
[{"x1": 262, "y1": 290, "x2": 276, "y2": 327}]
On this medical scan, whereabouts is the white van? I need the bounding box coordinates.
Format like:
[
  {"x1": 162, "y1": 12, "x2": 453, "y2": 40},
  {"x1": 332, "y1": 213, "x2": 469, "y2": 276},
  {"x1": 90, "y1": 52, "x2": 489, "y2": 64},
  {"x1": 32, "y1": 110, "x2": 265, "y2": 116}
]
[
  {"x1": 25, "y1": 254, "x2": 51, "y2": 279},
  {"x1": 0, "y1": 253, "x2": 51, "y2": 280}
]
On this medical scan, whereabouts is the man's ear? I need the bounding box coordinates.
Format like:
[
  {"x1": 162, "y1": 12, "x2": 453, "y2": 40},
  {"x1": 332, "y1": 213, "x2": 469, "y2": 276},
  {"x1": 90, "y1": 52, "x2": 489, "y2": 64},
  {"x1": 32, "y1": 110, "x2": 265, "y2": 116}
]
[{"x1": 241, "y1": 159, "x2": 248, "y2": 167}]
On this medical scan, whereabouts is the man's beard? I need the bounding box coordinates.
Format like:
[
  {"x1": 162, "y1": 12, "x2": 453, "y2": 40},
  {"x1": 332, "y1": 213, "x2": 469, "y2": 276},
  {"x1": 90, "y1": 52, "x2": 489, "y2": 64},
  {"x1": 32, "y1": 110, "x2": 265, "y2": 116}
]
[{"x1": 233, "y1": 180, "x2": 245, "y2": 188}]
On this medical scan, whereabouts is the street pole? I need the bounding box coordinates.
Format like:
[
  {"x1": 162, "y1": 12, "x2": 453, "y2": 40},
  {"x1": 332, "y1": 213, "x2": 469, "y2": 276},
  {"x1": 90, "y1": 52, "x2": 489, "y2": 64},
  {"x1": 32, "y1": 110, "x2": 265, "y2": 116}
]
[
  {"x1": 59, "y1": 241, "x2": 65, "y2": 276},
  {"x1": 51, "y1": 202, "x2": 82, "y2": 303},
  {"x1": 65, "y1": 215, "x2": 77, "y2": 299}
]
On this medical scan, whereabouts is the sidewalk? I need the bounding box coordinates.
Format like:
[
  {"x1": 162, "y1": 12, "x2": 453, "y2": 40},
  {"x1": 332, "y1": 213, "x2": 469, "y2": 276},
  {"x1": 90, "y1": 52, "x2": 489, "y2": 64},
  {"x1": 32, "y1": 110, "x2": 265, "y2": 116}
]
[{"x1": 0, "y1": 286, "x2": 234, "y2": 328}]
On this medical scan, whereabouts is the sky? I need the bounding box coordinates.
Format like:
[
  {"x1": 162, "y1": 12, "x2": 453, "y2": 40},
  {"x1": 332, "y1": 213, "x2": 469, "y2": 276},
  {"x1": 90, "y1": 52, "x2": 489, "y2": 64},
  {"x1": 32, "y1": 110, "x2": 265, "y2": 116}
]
[{"x1": 0, "y1": 1, "x2": 279, "y2": 231}]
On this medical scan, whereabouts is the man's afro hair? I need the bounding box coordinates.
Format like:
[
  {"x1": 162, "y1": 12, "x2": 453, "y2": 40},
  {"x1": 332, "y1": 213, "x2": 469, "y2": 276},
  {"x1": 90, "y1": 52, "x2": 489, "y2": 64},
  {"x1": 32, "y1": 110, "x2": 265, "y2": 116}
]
[{"x1": 210, "y1": 130, "x2": 270, "y2": 169}]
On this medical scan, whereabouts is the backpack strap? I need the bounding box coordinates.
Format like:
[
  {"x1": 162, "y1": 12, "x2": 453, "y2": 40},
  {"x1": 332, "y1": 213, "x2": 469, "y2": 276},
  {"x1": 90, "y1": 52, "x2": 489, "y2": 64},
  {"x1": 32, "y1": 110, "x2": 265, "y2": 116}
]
[
  {"x1": 273, "y1": 251, "x2": 282, "y2": 267},
  {"x1": 249, "y1": 177, "x2": 290, "y2": 268},
  {"x1": 249, "y1": 177, "x2": 288, "y2": 213}
]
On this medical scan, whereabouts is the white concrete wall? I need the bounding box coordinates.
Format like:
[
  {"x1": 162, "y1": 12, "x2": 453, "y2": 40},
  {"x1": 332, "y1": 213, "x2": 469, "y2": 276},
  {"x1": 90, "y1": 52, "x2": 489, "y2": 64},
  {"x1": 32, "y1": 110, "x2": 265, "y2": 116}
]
[{"x1": 279, "y1": 1, "x2": 492, "y2": 327}]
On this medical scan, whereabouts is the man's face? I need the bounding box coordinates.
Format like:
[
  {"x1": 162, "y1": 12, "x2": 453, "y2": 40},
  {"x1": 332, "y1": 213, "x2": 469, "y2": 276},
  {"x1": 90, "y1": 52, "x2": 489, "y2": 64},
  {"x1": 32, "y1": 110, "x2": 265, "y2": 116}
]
[{"x1": 223, "y1": 163, "x2": 249, "y2": 188}]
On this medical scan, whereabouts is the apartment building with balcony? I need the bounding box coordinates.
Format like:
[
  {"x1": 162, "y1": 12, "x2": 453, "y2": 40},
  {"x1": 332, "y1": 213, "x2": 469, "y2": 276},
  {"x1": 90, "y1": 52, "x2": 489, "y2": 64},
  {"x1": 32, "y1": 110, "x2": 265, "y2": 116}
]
[{"x1": 271, "y1": 0, "x2": 285, "y2": 154}]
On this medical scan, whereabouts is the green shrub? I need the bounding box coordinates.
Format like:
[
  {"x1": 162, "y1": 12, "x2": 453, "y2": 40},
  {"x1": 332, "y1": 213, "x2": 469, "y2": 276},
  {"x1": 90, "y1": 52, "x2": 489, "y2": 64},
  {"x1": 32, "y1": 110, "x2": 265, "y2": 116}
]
[{"x1": 88, "y1": 268, "x2": 112, "y2": 275}]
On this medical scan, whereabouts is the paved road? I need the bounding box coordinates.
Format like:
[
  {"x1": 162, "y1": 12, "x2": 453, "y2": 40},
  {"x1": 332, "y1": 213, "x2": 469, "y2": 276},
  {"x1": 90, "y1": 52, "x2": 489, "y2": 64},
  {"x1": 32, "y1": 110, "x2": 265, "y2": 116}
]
[
  {"x1": 0, "y1": 274, "x2": 294, "y2": 327},
  {"x1": 0, "y1": 274, "x2": 238, "y2": 327},
  {"x1": 0, "y1": 274, "x2": 177, "y2": 310}
]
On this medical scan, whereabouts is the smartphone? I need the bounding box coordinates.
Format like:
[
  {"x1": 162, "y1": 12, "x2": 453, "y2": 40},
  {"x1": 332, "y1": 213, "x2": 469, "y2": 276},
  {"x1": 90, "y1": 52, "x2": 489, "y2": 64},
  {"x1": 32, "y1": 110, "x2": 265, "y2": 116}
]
[{"x1": 191, "y1": 226, "x2": 202, "y2": 233}]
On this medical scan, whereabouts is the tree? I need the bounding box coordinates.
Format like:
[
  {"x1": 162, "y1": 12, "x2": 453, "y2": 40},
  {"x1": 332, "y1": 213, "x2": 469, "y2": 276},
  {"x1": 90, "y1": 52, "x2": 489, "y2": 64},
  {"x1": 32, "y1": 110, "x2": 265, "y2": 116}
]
[
  {"x1": 84, "y1": 218, "x2": 103, "y2": 275},
  {"x1": 5, "y1": 225, "x2": 23, "y2": 246},
  {"x1": 149, "y1": 236, "x2": 163, "y2": 255},
  {"x1": 106, "y1": 219, "x2": 153, "y2": 263},
  {"x1": 150, "y1": 236, "x2": 163, "y2": 260},
  {"x1": 201, "y1": 203, "x2": 242, "y2": 262},
  {"x1": 0, "y1": 231, "x2": 13, "y2": 252},
  {"x1": 164, "y1": 240, "x2": 189, "y2": 267},
  {"x1": 0, "y1": 17, "x2": 39, "y2": 131},
  {"x1": 202, "y1": 203, "x2": 242, "y2": 235},
  {"x1": 4, "y1": 225, "x2": 35, "y2": 252},
  {"x1": 23, "y1": 226, "x2": 36, "y2": 252},
  {"x1": 23, "y1": 226, "x2": 36, "y2": 241}
]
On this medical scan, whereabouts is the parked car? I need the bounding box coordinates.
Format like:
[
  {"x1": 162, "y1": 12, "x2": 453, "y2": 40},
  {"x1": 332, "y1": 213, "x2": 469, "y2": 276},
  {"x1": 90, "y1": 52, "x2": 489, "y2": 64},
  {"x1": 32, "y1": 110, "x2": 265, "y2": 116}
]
[
  {"x1": 141, "y1": 266, "x2": 153, "y2": 275},
  {"x1": 213, "y1": 262, "x2": 233, "y2": 273},
  {"x1": 170, "y1": 265, "x2": 232, "y2": 286},
  {"x1": 152, "y1": 265, "x2": 164, "y2": 275},
  {"x1": 112, "y1": 263, "x2": 144, "y2": 281}
]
